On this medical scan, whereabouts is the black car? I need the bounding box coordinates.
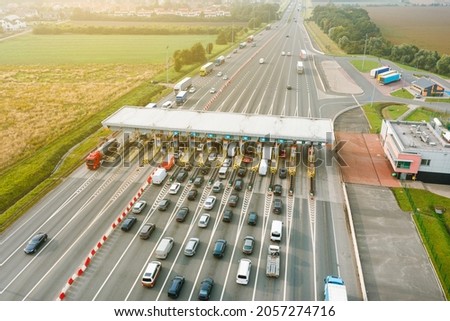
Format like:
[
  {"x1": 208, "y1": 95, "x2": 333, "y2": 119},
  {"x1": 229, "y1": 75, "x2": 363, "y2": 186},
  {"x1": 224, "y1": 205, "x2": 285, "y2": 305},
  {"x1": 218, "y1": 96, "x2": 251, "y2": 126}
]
[
  {"x1": 200, "y1": 165, "x2": 211, "y2": 175},
  {"x1": 176, "y1": 170, "x2": 188, "y2": 182},
  {"x1": 234, "y1": 178, "x2": 243, "y2": 191},
  {"x1": 176, "y1": 207, "x2": 190, "y2": 222},
  {"x1": 273, "y1": 199, "x2": 283, "y2": 214},
  {"x1": 223, "y1": 209, "x2": 233, "y2": 222},
  {"x1": 168, "y1": 275, "x2": 185, "y2": 299},
  {"x1": 213, "y1": 239, "x2": 227, "y2": 258},
  {"x1": 198, "y1": 277, "x2": 214, "y2": 301},
  {"x1": 237, "y1": 167, "x2": 247, "y2": 177},
  {"x1": 248, "y1": 212, "x2": 258, "y2": 226},
  {"x1": 228, "y1": 194, "x2": 239, "y2": 207},
  {"x1": 121, "y1": 216, "x2": 137, "y2": 231},
  {"x1": 158, "y1": 199, "x2": 171, "y2": 211},
  {"x1": 273, "y1": 184, "x2": 282, "y2": 196},
  {"x1": 193, "y1": 176, "x2": 204, "y2": 187},
  {"x1": 187, "y1": 189, "x2": 198, "y2": 201},
  {"x1": 279, "y1": 168, "x2": 287, "y2": 179},
  {"x1": 24, "y1": 232, "x2": 48, "y2": 254}
]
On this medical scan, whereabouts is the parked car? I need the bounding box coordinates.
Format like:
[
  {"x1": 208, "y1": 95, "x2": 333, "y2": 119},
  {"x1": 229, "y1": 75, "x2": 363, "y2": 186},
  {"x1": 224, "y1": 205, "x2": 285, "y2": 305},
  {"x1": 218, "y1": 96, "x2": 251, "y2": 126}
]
[
  {"x1": 213, "y1": 239, "x2": 227, "y2": 258},
  {"x1": 273, "y1": 184, "x2": 282, "y2": 196},
  {"x1": 273, "y1": 199, "x2": 283, "y2": 214},
  {"x1": 237, "y1": 167, "x2": 247, "y2": 177},
  {"x1": 169, "y1": 182, "x2": 181, "y2": 195},
  {"x1": 187, "y1": 189, "x2": 198, "y2": 201},
  {"x1": 24, "y1": 232, "x2": 48, "y2": 254},
  {"x1": 193, "y1": 176, "x2": 204, "y2": 187},
  {"x1": 139, "y1": 223, "x2": 155, "y2": 240},
  {"x1": 234, "y1": 178, "x2": 244, "y2": 191},
  {"x1": 176, "y1": 207, "x2": 190, "y2": 222},
  {"x1": 248, "y1": 212, "x2": 257, "y2": 226},
  {"x1": 208, "y1": 153, "x2": 217, "y2": 162},
  {"x1": 132, "y1": 200, "x2": 147, "y2": 214},
  {"x1": 198, "y1": 213, "x2": 211, "y2": 228},
  {"x1": 242, "y1": 236, "x2": 255, "y2": 254},
  {"x1": 158, "y1": 199, "x2": 171, "y2": 211},
  {"x1": 121, "y1": 216, "x2": 137, "y2": 231},
  {"x1": 198, "y1": 277, "x2": 214, "y2": 301},
  {"x1": 212, "y1": 181, "x2": 223, "y2": 193},
  {"x1": 279, "y1": 167, "x2": 287, "y2": 179},
  {"x1": 223, "y1": 209, "x2": 233, "y2": 222},
  {"x1": 176, "y1": 170, "x2": 188, "y2": 182},
  {"x1": 228, "y1": 194, "x2": 239, "y2": 207},
  {"x1": 204, "y1": 196, "x2": 217, "y2": 210},
  {"x1": 168, "y1": 275, "x2": 185, "y2": 299}
]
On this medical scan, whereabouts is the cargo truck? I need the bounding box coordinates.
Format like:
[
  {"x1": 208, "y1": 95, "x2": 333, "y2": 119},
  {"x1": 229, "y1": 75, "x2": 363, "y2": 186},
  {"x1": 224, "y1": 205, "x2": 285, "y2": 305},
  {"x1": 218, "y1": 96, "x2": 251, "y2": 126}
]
[
  {"x1": 214, "y1": 55, "x2": 225, "y2": 66},
  {"x1": 175, "y1": 90, "x2": 188, "y2": 106},
  {"x1": 297, "y1": 61, "x2": 304, "y2": 74},
  {"x1": 266, "y1": 245, "x2": 280, "y2": 278},
  {"x1": 324, "y1": 275, "x2": 347, "y2": 301},
  {"x1": 151, "y1": 168, "x2": 167, "y2": 185},
  {"x1": 85, "y1": 139, "x2": 120, "y2": 170},
  {"x1": 376, "y1": 69, "x2": 396, "y2": 81},
  {"x1": 247, "y1": 35, "x2": 254, "y2": 43},
  {"x1": 300, "y1": 49, "x2": 307, "y2": 60},
  {"x1": 370, "y1": 66, "x2": 390, "y2": 78},
  {"x1": 239, "y1": 42, "x2": 247, "y2": 49},
  {"x1": 200, "y1": 62, "x2": 214, "y2": 76},
  {"x1": 173, "y1": 77, "x2": 191, "y2": 94},
  {"x1": 161, "y1": 155, "x2": 174, "y2": 170},
  {"x1": 379, "y1": 72, "x2": 401, "y2": 85}
]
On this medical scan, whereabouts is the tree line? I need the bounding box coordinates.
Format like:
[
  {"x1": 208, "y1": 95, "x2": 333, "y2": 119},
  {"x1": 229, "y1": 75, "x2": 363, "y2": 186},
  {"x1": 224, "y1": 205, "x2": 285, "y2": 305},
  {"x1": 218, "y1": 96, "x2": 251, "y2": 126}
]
[{"x1": 310, "y1": 5, "x2": 450, "y2": 76}]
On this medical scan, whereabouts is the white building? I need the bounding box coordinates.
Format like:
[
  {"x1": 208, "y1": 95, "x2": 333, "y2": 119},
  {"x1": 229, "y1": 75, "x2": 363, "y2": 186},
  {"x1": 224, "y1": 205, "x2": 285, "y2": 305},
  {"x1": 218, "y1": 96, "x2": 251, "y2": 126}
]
[{"x1": 380, "y1": 119, "x2": 450, "y2": 184}]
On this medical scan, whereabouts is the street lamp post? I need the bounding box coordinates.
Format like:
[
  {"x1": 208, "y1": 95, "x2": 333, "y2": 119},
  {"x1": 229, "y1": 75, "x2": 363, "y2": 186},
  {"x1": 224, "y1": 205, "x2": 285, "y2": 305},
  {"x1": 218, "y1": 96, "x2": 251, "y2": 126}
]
[
  {"x1": 362, "y1": 34, "x2": 368, "y2": 70},
  {"x1": 166, "y1": 45, "x2": 169, "y2": 84}
]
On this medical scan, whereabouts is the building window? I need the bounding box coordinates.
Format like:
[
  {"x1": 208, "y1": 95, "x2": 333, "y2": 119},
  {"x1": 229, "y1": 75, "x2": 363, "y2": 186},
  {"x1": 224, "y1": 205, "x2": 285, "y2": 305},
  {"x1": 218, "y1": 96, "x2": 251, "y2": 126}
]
[
  {"x1": 396, "y1": 161, "x2": 411, "y2": 169},
  {"x1": 421, "y1": 159, "x2": 431, "y2": 166}
]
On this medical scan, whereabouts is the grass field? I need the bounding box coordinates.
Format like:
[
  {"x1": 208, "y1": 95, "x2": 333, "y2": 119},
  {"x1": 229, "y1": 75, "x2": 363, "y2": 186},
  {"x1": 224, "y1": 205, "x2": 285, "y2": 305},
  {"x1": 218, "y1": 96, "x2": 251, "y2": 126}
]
[
  {"x1": 0, "y1": 34, "x2": 222, "y2": 64},
  {"x1": 366, "y1": 7, "x2": 450, "y2": 55},
  {"x1": 304, "y1": 21, "x2": 346, "y2": 56}
]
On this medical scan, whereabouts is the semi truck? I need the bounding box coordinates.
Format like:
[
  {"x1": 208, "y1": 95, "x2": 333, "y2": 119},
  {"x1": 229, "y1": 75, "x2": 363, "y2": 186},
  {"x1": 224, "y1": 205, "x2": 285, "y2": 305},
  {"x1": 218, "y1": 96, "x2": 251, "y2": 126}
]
[
  {"x1": 370, "y1": 66, "x2": 390, "y2": 78},
  {"x1": 85, "y1": 138, "x2": 120, "y2": 170},
  {"x1": 175, "y1": 90, "x2": 188, "y2": 106},
  {"x1": 215, "y1": 55, "x2": 225, "y2": 66},
  {"x1": 200, "y1": 62, "x2": 214, "y2": 77},
  {"x1": 266, "y1": 245, "x2": 280, "y2": 278},
  {"x1": 174, "y1": 77, "x2": 192, "y2": 94},
  {"x1": 297, "y1": 61, "x2": 304, "y2": 74},
  {"x1": 377, "y1": 69, "x2": 396, "y2": 81},
  {"x1": 379, "y1": 72, "x2": 401, "y2": 85},
  {"x1": 324, "y1": 275, "x2": 348, "y2": 301}
]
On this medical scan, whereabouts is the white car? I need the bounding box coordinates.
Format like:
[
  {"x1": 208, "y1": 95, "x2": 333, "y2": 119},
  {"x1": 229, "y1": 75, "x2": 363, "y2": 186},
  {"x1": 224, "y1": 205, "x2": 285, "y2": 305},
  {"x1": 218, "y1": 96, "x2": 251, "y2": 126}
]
[
  {"x1": 287, "y1": 52, "x2": 291, "y2": 56},
  {"x1": 204, "y1": 196, "x2": 217, "y2": 210},
  {"x1": 222, "y1": 75, "x2": 228, "y2": 80},
  {"x1": 189, "y1": 87, "x2": 196, "y2": 93},
  {"x1": 210, "y1": 88, "x2": 216, "y2": 94},
  {"x1": 198, "y1": 214, "x2": 211, "y2": 228},
  {"x1": 169, "y1": 182, "x2": 181, "y2": 195},
  {"x1": 223, "y1": 158, "x2": 232, "y2": 167},
  {"x1": 184, "y1": 237, "x2": 199, "y2": 257},
  {"x1": 281, "y1": 51, "x2": 286, "y2": 56},
  {"x1": 217, "y1": 71, "x2": 223, "y2": 77},
  {"x1": 208, "y1": 153, "x2": 217, "y2": 162},
  {"x1": 162, "y1": 101, "x2": 174, "y2": 108},
  {"x1": 132, "y1": 200, "x2": 147, "y2": 214}
]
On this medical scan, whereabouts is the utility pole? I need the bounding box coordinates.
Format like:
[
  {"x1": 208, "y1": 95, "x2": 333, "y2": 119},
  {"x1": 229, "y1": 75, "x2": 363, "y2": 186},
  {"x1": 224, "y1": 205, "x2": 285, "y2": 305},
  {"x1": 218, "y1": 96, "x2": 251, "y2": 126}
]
[
  {"x1": 362, "y1": 34, "x2": 368, "y2": 70},
  {"x1": 166, "y1": 45, "x2": 169, "y2": 84}
]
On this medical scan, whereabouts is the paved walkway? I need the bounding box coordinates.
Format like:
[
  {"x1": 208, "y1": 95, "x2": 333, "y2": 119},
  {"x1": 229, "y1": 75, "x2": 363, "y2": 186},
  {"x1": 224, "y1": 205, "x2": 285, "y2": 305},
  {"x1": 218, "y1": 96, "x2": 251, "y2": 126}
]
[{"x1": 335, "y1": 132, "x2": 400, "y2": 187}]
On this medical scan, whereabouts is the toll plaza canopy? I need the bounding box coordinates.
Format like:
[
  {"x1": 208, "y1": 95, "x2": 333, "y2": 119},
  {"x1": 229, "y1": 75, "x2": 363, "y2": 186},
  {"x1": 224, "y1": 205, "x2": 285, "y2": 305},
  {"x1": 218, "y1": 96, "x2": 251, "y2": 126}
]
[{"x1": 102, "y1": 106, "x2": 334, "y2": 144}]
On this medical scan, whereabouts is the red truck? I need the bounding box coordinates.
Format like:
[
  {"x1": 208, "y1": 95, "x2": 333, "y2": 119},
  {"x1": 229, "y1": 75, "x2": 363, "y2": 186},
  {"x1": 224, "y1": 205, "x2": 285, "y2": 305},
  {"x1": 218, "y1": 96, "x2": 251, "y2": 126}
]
[
  {"x1": 85, "y1": 139, "x2": 119, "y2": 170},
  {"x1": 161, "y1": 155, "x2": 175, "y2": 170}
]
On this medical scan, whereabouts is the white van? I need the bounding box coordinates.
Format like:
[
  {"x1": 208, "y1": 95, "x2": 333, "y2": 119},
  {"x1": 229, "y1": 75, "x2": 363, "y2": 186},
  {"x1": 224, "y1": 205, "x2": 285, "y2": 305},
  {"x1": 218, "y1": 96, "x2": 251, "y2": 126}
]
[
  {"x1": 151, "y1": 168, "x2": 167, "y2": 185},
  {"x1": 141, "y1": 261, "x2": 161, "y2": 287},
  {"x1": 236, "y1": 258, "x2": 252, "y2": 285},
  {"x1": 270, "y1": 220, "x2": 282, "y2": 242},
  {"x1": 145, "y1": 102, "x2": 157, "y2": 108},
  {"x1": 218, "y1": 166, "x2": 228, "y2": 179},
  {"x1": 155, "y1": 237, "x2": 174, "y2": 259},
  {"x1": 259, "y1": 159, "x2": 268, "y2": 176}
]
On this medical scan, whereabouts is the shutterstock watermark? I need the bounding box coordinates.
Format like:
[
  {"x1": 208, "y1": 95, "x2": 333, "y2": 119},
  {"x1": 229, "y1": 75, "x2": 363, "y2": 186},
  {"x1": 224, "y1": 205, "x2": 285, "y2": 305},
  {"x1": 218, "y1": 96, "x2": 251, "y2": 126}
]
[{"x1": 96, "y1": 132, "x2": 348, "y2": 170}]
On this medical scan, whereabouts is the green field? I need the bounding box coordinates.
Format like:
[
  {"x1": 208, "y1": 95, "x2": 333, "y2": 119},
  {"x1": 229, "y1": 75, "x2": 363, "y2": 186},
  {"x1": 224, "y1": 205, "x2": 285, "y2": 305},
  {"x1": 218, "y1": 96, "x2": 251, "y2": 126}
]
[{"x1": 0, "y1": 34, "x2": 224, "y2": 64}]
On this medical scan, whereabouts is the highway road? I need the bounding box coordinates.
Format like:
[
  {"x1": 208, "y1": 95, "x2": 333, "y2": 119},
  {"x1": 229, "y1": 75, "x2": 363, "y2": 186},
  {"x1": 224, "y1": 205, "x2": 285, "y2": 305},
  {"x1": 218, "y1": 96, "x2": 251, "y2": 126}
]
[{"x1": 0, "y1": 3, "x2": 363, "y2": 301}]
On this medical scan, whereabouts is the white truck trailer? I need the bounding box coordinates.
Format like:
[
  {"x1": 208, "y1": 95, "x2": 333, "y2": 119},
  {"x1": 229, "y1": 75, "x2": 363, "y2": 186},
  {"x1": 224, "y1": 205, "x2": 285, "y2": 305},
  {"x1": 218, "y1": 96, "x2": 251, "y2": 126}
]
[
  {"x1": 324, "y1": 275, "x2": 348, "y2": 301},
  {"x1": 266, "y1": 245, "x2": 280, "y2": 278}
]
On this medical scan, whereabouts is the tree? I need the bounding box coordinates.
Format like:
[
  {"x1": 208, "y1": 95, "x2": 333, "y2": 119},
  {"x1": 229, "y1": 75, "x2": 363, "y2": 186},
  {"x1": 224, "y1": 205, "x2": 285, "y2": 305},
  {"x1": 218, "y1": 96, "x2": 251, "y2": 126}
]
[
  {"x1": 205, "y1": 43, "x2": 213, "y2": 55},
  {"x1": 216, "y1": 31, "x2": 228, "y2": 45},
  {"x1": 174, "y1": 57, "x2": 182, "y2": 72},
  {"x1": 190, "y1": 43, "x2": 206, "y2": 63},
  {"x1": 436, "y1": 55, "x2": 450, "y2": 76}
]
